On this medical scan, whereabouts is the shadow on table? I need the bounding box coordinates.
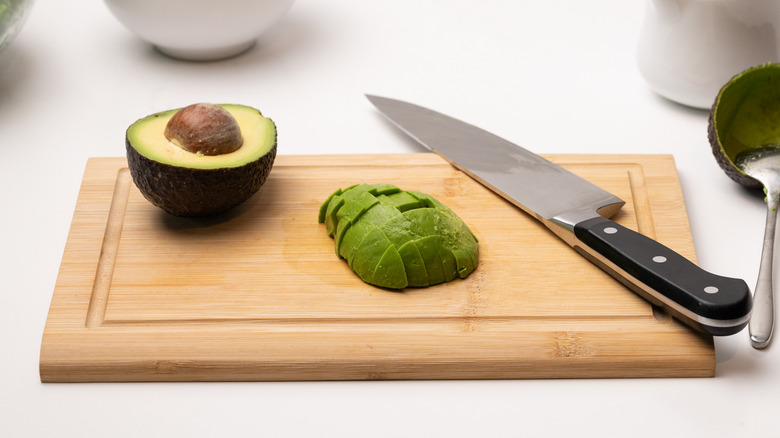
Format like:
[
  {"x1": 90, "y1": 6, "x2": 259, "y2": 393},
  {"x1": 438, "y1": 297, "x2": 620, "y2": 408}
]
[{"x1": 0, "y1": 44, "x2": 36, "y2": 108}]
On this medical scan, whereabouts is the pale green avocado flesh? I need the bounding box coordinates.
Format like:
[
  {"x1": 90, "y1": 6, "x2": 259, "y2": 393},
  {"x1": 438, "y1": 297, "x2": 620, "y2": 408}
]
[
  {"x1": 127, "y1": 104, "x2": 276, "y2": 169},
  {"x1": 318, "y1": 184, "x2": 479, "y2": 289}
]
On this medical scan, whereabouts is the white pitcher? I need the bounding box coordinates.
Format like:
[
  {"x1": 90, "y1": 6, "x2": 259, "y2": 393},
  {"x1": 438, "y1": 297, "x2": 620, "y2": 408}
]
[{"x1": 637, "y1": 0, "x2": 780, "y2": 109}]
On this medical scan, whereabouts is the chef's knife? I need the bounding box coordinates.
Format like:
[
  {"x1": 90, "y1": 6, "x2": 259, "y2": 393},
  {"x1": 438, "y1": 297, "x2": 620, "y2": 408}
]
[{"x1": 366, "y1": 94, "x2": 751, "y2": 336}]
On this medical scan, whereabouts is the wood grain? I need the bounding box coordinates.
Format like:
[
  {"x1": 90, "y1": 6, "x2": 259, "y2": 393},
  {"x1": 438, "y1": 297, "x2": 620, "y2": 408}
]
[{"x1": 39, "y1": 153, "x2": 715, "y2": 382}]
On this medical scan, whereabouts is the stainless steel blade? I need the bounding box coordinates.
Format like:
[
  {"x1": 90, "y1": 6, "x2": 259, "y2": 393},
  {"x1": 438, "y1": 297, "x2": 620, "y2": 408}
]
[{"x1": 366, "y1": 95, "x2": 625, "y2": 229}]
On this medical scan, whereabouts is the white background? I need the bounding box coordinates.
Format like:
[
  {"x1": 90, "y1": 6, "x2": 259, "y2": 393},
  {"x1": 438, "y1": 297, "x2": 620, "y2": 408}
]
[{"x1": 1, "y1": 1, "x2": 778, "y2": 436}]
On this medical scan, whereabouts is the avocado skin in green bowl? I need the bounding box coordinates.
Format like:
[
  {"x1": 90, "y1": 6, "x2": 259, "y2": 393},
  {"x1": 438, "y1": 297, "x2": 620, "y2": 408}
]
[{"x1": 708, "y1": 63, "x2": 780, "y2": 190}]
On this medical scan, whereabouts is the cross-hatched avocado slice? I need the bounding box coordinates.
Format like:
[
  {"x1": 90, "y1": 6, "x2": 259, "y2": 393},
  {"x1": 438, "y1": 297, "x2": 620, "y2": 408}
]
[
  {"x1": 379, "y1": 190, "x2": 423, "y2": 212},
  {"x1": 340, "y1": 219, "x2": 375, "y2": 263},
  {"x1": 350, "y1": 225, "x2": 393, "y2": 284},
  {"x1": 333, "y1": 217, "x2": 353, "y2": 256},
  {"x1": 414, "y1": 235, "x2": 447, "y2": 285},
  {"x1": 367, "y1": 184, "x2": 402, "y2": 196},
  {"x1": 324, "y1": 194, "x2": 346, "y2": 236},
  {"x1": 452, "y1": 221, "x2": 480, "y2": 277},
  {"x1": 403, "y1": 206, "x2": 440, "y2": 238},
  {"x1": 333, "y1": 191, "x2": 380, "y2": 254},
  {"x1": 371, "y1": 245, "x2": 408, "y2": 289},
  {"x1": 396, "y1": 240, "x2": 429, "y2": 287},
  {"x1": 379, "y1": 214, "x2": 413, "y2": 247},
  {"x1": 359, "y1": 200, "x2": 404, "y2": 227},
  {"x1": 380, "y1": 215, "x2": 428, "y2": 287},
  {"x1": 338, "y1": 191, "x2": 380, "y2": 222},
  {"x1": 318, "y1": 188, "x2": 343, "y2": 223},
  {"x1": 438, "y1": 245, "x2": 458, "y2": 283}
]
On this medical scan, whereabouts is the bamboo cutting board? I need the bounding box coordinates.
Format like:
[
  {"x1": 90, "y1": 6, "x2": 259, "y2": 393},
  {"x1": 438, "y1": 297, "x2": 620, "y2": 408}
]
[{"x1": 40, "y1": 153, "x2": 715, "y2": 382}]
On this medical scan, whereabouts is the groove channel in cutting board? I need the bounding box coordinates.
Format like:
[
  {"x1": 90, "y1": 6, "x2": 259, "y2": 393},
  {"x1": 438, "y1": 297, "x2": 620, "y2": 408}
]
[
  {"x1": 103, "y1": 160, "x2": 647, "y2": 323},
  {"x1": 40, "y1": 154, "x2": 715, "y2": 382}
]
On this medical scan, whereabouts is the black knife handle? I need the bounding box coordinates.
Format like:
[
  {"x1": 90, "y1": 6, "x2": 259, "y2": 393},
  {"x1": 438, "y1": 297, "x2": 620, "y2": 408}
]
[{"x1": 573, "y1": 216, "x2": 751, "y2": 336}]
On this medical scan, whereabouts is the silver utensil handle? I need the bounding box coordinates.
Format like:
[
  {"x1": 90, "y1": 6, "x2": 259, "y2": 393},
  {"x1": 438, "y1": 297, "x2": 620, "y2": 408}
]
[{"x1": 749, "y1": 201, "x2": 777, "y2": 349}]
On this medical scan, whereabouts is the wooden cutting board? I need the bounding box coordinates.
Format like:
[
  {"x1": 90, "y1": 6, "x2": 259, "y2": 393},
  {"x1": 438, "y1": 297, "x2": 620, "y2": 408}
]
[{"x1": 40, "y1": 153, "x2": 715, "y2": 382}]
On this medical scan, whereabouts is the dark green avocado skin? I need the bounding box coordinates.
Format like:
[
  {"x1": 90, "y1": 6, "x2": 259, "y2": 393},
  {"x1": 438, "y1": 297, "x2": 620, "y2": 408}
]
[
  {"x1": 126, "y1": 140, "x2": 277, "y2": 217},
  {"x1": 707, "y1": 106, "x2": 763, "y2": 190}
]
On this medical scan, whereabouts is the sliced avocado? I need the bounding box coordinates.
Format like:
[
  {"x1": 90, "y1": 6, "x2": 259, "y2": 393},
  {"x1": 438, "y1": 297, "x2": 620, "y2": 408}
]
[
  {"x1": 333, "y1": 192, "x2": 379, "y2": 252},
  {"x1": 378, "y1": 214, "x2": 428, "y2": 286},
  {"x1": 438, "y1": 246, "x2": 458, "y2": 283},
  {"x1": 382, "y1": 190, "x2": 423, "y2": 212},
  {"x1": 452, "y1": 246, "x2": 477, "y2": 279},
  {"x1": 371, "y1": 245, "x2": 408, "y2": 289},
  {"x1": 126, "y1": 103, "x2": 277, "y2": 217},
  {"x1": 337, "y1": 190, "x2": 379, "y2": 223},
  {"x1": 408, "y1": 190, "x2": 437, "y2": 208},
  {"x1": 403, "y1": 207, "x2": 440, "y2": 238},
  {"x1": 333, "y1": 217, "x2": 352, "y2": 256},
  {"x1": 351, "y1": 226, "x2": 392, "y2": 284},
  {"x1": 318, "y1": 188, "x2": 342, "y2": 223},
  {"x1": 414, "y1": 235, "x2": 447, "y2": 285},
  {"x1": 340, "y1": 219, "x2": 374, "y2": 263},
  {"x1": 324, "y1": 194, "x2": 346, "y2": 235},
  {"x1": 453, "y1": 221, "x2": 480, "y2": 277},
  {"x1": 360, "y1": 201, "x2": 403, "y2": 227},
  {"x1": 318, "y1": 183, "x2": 479, "y2": 290},
  {"x1": 379, "y1": 214, "x2": 413, "y2": 247},
  {"x1": 368, "y1": 184, "x2": 402, "y2": 196},
  {"x1": 396, "y1": 241, "x2": 429, "y2": 287}
]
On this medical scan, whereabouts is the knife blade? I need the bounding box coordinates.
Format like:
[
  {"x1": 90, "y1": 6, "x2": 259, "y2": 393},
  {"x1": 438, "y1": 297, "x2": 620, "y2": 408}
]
[{"x1": 366, "y1": 94, "x2": 752, "y2": 336}]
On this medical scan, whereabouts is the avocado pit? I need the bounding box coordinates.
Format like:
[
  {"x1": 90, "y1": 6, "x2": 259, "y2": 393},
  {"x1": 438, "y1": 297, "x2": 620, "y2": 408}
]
[{"x1": 165, "y1": 103, "x2": 244, "y2": 156}]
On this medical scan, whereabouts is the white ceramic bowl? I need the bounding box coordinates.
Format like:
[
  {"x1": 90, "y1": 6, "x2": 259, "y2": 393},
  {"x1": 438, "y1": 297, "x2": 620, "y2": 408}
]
[
  {"x1": 103, "y1": 0, "x2": 295, "y2": 61},
  {"x1": 637, "y1": 0, "x2": 780, "y2": 109}
]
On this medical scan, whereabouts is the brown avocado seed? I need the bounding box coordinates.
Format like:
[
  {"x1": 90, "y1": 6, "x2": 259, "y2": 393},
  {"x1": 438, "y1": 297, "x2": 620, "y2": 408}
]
[{"x1": 164, "y1": 103, "x2": 244, "y2": 156}]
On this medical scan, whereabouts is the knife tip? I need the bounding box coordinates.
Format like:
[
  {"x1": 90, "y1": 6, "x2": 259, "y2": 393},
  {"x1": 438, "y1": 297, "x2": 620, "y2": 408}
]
[{"x1": 365, "y1": 94, "x2": 403, "y2": 111}]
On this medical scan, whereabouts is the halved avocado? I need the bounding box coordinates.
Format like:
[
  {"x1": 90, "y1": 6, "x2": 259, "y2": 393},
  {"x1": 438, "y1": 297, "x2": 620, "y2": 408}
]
[
  {"x1": 126, "y1": 103, "x2": 277, "y2": 217},
  {"x1": 708, "y1": 63, "x2": 780, "y2": 189}
]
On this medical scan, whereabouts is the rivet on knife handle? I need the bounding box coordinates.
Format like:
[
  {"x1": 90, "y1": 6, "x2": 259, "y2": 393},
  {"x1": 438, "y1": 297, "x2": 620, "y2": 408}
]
[{"x1": 573, "y1": 216, "x2": 752, "y2": 335}]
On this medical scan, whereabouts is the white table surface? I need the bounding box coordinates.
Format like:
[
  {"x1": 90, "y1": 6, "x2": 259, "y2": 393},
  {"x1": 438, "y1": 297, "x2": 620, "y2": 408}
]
[{"x1": 2, "y1": 1, "x2": 778, "y2": 436}]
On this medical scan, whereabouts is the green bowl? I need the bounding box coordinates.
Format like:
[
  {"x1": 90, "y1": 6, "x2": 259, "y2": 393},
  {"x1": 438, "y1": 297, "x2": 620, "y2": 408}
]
[{"x1": 708, "y1": 63, "x2": 780, "y2": 189}]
